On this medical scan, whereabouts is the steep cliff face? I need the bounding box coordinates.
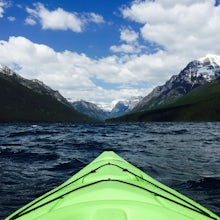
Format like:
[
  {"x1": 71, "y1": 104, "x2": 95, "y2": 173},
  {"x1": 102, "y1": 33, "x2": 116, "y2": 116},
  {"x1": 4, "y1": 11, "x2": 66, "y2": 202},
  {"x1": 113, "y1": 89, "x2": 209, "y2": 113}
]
[{"x1": 133, "y1": 54, "x2": 220, "y2": 111}]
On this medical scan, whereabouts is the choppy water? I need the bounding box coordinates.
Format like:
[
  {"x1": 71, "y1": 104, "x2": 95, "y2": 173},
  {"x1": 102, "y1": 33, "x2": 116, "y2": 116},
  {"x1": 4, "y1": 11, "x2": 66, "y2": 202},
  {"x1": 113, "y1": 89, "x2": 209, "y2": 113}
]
[{"x1": 1, "y1": 122, "x2": 220, "y2": 219}]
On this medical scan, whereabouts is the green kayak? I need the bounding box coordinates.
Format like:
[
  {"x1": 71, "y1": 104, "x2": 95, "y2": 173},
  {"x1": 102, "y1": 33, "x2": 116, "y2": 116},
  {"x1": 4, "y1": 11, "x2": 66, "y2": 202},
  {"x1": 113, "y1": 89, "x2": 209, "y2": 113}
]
[{"x1": 6, "y1": 151, "x2": 219, "y2": 220}]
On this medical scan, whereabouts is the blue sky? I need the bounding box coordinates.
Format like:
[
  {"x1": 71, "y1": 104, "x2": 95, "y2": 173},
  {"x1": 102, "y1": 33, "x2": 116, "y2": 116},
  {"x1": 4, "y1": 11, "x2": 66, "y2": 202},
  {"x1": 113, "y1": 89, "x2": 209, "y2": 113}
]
[
  {"x1": 1, "y1": 0, "x2": 220, "y2": 109},
  {"x1": 1, "y1": 0, "x2": 142, "y2": 58}
]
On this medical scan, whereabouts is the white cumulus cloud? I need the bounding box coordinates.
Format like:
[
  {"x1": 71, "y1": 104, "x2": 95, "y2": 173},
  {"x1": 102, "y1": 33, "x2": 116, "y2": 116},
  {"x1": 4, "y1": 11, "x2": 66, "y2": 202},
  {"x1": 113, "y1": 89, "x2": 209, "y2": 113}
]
[
  {"x1": 0, "y1": 36, "x2": 178, "y2": 107},
  {"x1": 26, "y1": 3, "x2": 83, "y2": 32},
  {"x1": 110, "y1": 28, "x2": 143, "y2": 54},
  {"x1": 110, "y1": 43, "x2": 140, "y2": 54},
  {"x1": 7, "y1": 16, "x2": 15, "y2": 21},
  {"x1": 0, "y1": 1, "x2": 7, "y2": 18},
  {"x1": 121, "y1": 0, "x2": 220, "y2": 59},
  {"x1": 26, "y1": 3, "x2": 105, "y2": 32},
  {"x1": 25, "y1": 17, "x2": 37, "y2": 26},
  {"x1": 88, "y1": 12, "x2": 105, "y2": 24},
  {"x1": 120, "y1": 28, "x2": 139, "y2": 43},
  {"x1": 2, "y1": 1, "x2": 220, "y2": 108}
]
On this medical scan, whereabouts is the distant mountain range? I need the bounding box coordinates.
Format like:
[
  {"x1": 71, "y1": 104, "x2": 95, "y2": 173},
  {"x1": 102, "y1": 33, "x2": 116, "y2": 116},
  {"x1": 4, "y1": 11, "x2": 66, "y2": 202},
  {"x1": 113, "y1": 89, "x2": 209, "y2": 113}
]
[
  {"x1": 71, "y1": 97, "x2": 143, "y2": 121},
  {"x1": 0, "y1": 64, "x2": 142, "y2": 122},
  {"x1": 110, "y1": 97, "x2": 143, "y2": 118},
  {"x1": 1, "y1": 54, "x2": 220, "y2": 123},
  {"x1": 71, "y1": 100, "x2": 109, "y2": 121},
  {"x1": 133, "y1": 54, "x2": 220, "y2": 112},
  {"x1": 108, "y1": 79, "x2": 220, "y2": 122},
  {"x1": 108, "y1": 54, "x2": 220, "y2": 122},
  {"x1": 0, "y1": 65, "x2": 92, "y2": 123}
]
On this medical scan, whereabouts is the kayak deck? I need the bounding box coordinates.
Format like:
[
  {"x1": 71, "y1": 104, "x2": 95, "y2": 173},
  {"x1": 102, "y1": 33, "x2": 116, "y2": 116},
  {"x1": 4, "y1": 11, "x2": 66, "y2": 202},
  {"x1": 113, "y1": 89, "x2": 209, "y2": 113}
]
[{"x1": 6, "y1": 151, "x2": 220, "y2": 220}]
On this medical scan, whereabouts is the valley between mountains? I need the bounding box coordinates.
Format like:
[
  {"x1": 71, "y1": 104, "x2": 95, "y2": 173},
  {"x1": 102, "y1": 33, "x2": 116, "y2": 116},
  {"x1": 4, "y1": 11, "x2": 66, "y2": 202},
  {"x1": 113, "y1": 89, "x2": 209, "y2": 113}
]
[{"x1": 1, "y1": 54, "x2": 220, "y2": 123}]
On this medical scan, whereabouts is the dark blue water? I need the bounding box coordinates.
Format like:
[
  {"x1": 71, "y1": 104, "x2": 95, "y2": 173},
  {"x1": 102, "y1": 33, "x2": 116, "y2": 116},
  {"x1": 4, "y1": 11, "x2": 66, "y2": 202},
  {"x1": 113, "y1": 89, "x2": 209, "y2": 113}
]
[{"x1": 1, "y1": 122, "x2": 220, "y2": 219}]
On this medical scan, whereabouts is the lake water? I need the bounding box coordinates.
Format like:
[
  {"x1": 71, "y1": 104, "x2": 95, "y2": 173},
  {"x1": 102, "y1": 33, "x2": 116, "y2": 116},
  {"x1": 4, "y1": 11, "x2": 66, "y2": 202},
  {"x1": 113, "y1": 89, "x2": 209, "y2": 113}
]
[{"x1": 1, "y1": 122, "x2": 220, "y2": 219}]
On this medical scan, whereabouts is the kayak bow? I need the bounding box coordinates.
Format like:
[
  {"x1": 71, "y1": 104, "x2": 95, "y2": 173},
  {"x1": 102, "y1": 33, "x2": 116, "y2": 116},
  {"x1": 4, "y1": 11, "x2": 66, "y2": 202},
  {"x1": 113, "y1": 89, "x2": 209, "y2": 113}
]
[{"x1": 6, "y1": 151, "x2": 220, "y2": 220}]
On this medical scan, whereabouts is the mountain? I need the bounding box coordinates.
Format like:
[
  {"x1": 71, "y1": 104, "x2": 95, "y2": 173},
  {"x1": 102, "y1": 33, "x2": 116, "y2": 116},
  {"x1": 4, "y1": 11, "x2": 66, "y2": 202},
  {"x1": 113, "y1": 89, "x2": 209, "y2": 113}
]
[
  {"x1": 110, "y1": 96, "x2": 143, "y2": 118},
  {"x1": 0, "y1": 65, "x2": 70, "y2": 106},
  {"x1": 0, "y1": 65, "x2": 92, "y2": 123},
  {"x1": 107, "y1": 79, "x2": 220, "y2": 122},
  {"x1": 110, "y1": 101, "x2": 129, "y2": 118},
  {"x1": 71, "y1": 97, "x2": 143, "y2": 120},
  {"x1": 133, "y1": 54, "x2": 220, "y2": 112},
  {"x1": 71, "y1": 100, "x2": 109, "y2": 121}
]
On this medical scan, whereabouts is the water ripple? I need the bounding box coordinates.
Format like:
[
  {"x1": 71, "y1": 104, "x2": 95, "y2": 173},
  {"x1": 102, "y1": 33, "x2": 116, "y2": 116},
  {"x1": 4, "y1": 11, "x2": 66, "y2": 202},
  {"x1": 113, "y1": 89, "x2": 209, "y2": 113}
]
[{"x1": 0, "y1": 122, "x2": 220, "y2": 219}]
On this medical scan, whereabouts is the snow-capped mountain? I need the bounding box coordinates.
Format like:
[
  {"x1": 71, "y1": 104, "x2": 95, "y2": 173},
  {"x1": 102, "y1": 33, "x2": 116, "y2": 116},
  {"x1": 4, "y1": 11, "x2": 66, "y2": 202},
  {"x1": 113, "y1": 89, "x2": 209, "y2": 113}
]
[
  {"x1": 133, "y1": 54, "x2": 220, "y2": 111},
  {"x1": 71, "y1": 100, "x2": 109, "y2": 121},
  {"x1": 72, "y1": 97, "x2": 143, "y2": 120},
  {"x1": 196, "y1": 54, "x2": 220, "y2": 79},
  {"x1": 110, "y1": 101, "x2": 129, "y2": 118},
  {"x1": 111, "y1": 96, "x2": 143, "y2": 117}
]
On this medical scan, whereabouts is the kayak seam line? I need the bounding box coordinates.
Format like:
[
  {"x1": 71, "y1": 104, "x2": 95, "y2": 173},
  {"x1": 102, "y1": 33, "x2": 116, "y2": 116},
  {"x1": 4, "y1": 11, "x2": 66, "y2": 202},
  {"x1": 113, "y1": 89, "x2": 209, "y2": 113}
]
[
  {"x1": 8, "y1": 162, "x2": 217, "y2": 220},
  {"x1": 112, "y1": 163, "x2": 210, "y2": 217},
  {"x1": 113, "y1": 179, "x2": 217, "y2": 220},
  {"x1": 9, "y1": 163, "x2": 109, "y2": 220},
  {"x1": 9, "y1": 178, "x2": 217, "y2": 220}
]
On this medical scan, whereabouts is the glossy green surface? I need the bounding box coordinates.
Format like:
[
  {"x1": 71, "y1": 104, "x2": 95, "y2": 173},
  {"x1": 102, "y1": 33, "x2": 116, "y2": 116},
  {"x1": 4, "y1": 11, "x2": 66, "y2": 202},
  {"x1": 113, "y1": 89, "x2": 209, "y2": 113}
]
[{"x1": 6, "y1": 151, "x2": 220, "y2": 220}]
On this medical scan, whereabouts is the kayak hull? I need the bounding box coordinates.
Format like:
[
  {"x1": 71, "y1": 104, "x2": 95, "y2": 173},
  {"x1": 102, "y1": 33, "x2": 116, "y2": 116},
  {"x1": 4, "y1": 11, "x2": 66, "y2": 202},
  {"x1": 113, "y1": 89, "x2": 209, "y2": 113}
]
[{"x1": 6, "y1": 151, "x2": 220, "y2": 220}]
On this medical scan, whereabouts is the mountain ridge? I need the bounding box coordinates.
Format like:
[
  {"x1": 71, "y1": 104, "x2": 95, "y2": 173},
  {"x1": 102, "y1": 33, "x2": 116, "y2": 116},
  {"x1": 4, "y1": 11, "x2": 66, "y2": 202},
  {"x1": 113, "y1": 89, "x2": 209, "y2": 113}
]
[
  {"x1": 0, "y1": 65, "x2": 92, "y2": 123},
  {"x1": 133, "y1": 54, "x2": 220, "y2": 112},
  {"x1": 110, "y1": 96, "x2": 143, "y2": 118},
  {"x1": 71, "y1": 100, "x2": 109, "y2": 121},
  {"x1": 107, "y1": 79, "x2": 220, "y2": 122},
  {"x1": 71, "y1": 96, "x2": 143, "y2": 120},
  {"x1": 0, "y1": 65, "x2": 70, "y2": 106}
]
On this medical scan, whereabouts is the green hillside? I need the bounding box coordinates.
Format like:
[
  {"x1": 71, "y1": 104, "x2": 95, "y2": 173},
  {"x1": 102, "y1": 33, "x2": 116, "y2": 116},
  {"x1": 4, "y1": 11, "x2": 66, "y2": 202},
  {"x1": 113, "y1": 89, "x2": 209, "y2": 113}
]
[
  {"x1": 0, "y1": 76, "x2": 92, "y2": 123},
  {"x1": 107, "y1": 80, "x2": 220, "y2": 122}
]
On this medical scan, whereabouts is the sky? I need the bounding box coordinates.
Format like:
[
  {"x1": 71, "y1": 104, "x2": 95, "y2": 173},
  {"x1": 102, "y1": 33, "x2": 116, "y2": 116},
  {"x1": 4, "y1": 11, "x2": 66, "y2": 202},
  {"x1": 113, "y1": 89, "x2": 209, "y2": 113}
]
[{"x1": 0, "y1": 0, "x2": 220, "y2": 110}]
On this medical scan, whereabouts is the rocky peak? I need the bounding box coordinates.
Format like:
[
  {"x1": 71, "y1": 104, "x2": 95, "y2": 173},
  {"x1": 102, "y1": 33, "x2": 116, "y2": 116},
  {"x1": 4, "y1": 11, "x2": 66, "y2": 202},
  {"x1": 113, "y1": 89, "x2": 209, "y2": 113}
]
[
  {"x1": 133, "y1": 55, "x2": 220, "y2": 111},
  {"x1": 0, "y1": 64, "x2": 23, "y2": 79},
  {"x1": 198, "y1": 54, "x2": 220, "y2": 67},
  {"x1": 111, "y1": 101, "x2": 129, "y2": 114}
]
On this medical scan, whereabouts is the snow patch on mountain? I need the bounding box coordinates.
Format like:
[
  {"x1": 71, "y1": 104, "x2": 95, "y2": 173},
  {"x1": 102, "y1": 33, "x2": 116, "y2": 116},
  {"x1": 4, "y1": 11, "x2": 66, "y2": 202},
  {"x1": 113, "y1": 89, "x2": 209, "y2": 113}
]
[
  {"x1": 0, "y1": 64, "x2": 20, "y2": 77},
  {"x1": 71, "y1": 100, "x2": 109, "y2": 121},
  {"x1": 196, "y1": 54, "x2": 220, "y2": 81},
  {"x1": 110, "y1": 96, "x2": 143, "y2": 117},
  {"x1": 198, "y1": 54, "x2": 220, "y2": 67},
  {"x1": 133, "y1": 54, "x2": 220, "y2": 111}
]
